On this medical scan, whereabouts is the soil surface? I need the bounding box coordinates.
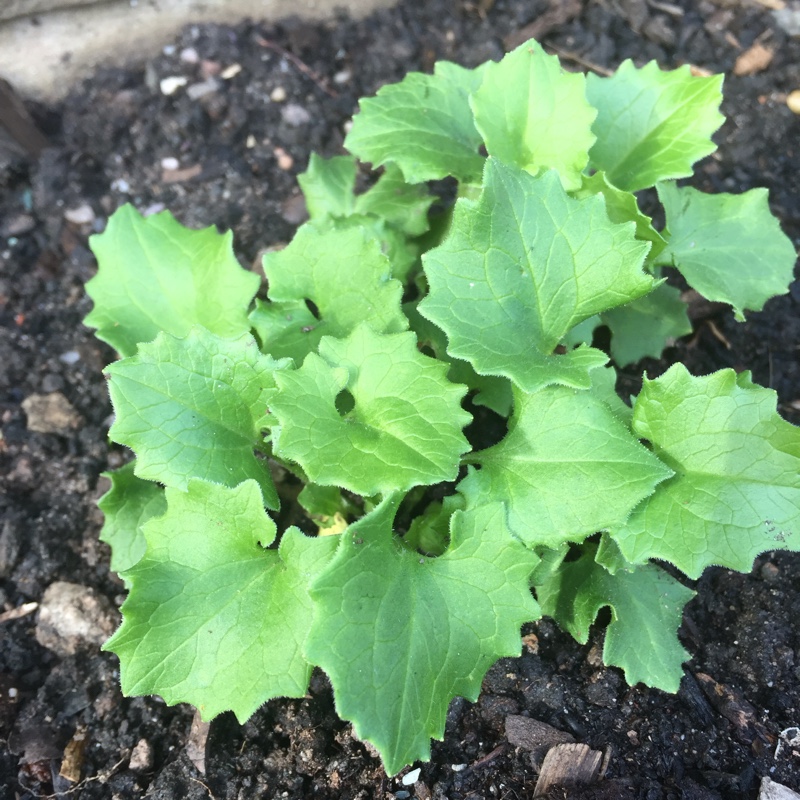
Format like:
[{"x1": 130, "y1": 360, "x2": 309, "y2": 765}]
[{"x1": 1, "y1": 1, "x2": 799, "y2": 798}]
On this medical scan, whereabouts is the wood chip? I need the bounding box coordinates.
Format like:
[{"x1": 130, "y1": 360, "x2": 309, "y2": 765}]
[
  {"x1": 59, "y1": 725, "x2": 88, "y2": 783},
  {"x1": 694, "y1": 672, "x2": 774, "y2": 748},
  {"x1": 733, "y1": 43, "x2": 775, "y2": 77},
  {"x1": 0, "y1": 602, "x2": 38, "y2": 623},
  {"x1": 534, "y1": 742, "x2": 604, "y2": 796},
  {"x1": 506, "y1": 715, "x2": 574, "y2": 767},
  {"x1": 161, "y1": 163, "x2": 202, "y2": 183},
  {"x1": 186, "y1": 710, "x2": 210, "y2": 775}
]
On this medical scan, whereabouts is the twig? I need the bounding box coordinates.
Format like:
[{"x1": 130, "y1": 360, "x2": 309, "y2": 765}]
[
  {"x1": 255, "y1": 36, "x2": 338, "y2": 98},
  {"x1": 0, "y1": 602, "x2": 38, "y2": 623},
  {"x1": 542, "y1": 43, "x2": 613, "y2": 76}
]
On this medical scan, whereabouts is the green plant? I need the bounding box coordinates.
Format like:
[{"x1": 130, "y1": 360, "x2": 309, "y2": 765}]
[{"x1": 86, "y1": 40, "x2": 799, "y2": 775}]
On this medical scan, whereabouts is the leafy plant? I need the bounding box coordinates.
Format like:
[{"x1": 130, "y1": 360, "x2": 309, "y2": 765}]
[{"x1": 86, "y1": 40, "x2": 799, "y2": 775}]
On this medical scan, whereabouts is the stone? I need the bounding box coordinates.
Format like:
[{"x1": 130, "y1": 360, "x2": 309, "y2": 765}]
[{"x1": 35, "y1": 581, "x2": 117, "y2": 656}]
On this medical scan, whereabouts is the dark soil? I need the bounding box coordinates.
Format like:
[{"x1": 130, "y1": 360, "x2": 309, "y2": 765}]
[{"x1": 1, "y1": 1, "x2": 799, "y2": 798}]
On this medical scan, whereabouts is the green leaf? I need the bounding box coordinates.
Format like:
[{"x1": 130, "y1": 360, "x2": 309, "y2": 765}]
[
  {"x1": 344, "y1": 60, "x2": 486, "y2": 184},
  {"x1": 85, "y1": 205, "x2": 259, "y2": 356},
  {"x1": 535, "y1": 543, "x2": 694, "y2": 692},
  {"x1": 419, "y1": 160, "x2": 653, "y2": 393},
  {"x1": 471, "y1": 40, "x2": 596, "y2": 191},
  {"x1": 299, "y1": 156, "x2": 434, "y2": 238},
  {"x1": 98, "y1": 462, "x2": 166, "y2": 574},
  {"x1": 105, "y1": 479, "x2": 338, "y2": 721},
  {"x1": 269, "y1": 325, "x2": 471, "y2": 496},
  {"x1": 355, "y1": 164, "x2": 435, "y2": 237},
  {"x1": 298, "y1": 153, "x2": 357, "y2": 219},
  {"x1": 256, "y1": 223, "x2": 407, "y2": 363},
  {"x1": 106, "y1": 327, "x2": 287, "y2": 509},
  {"x1": 655, "y1": 182, "x2": 797, "y2": 321},
  {"x1": 459, "y1": 383, "x2": 672, "y2": 548},
  {"x1": 586, "y1": 61, "x2": 724, "y2": 192},
  {"x1": 404, "y1": 493, "x2": 465, "y2": 557},
  {"x1": 602, "y1": 283, "x2": 692, "y2": 366},
  {"x1": 574, "y1": 171, "x2": 667, "y2": 260},
  {"x1": 405, "y1": 301, "x2": 513, "y2": 417},
  {"x1": 306, "y1": 497, "x2": 540, "y2": 775},
  {"x1": 611, "y1": 365, "x2": 800, "y2": 578}
]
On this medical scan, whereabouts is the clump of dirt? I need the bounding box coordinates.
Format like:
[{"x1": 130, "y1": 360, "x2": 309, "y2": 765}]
[{"x1": 1, "y1": 1, "x2": 798, "y2": 798}]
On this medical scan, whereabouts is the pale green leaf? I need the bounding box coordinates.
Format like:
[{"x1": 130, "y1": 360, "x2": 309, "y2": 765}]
[
  {"x1": 85, "y1": 205, "x2": 259, "y2": 356},
  {"x1": 269, "y1": 325, "x2": 471, "y2": 496},
  {"x1": 355, "y1": 164, "x2": 435, "y2": 237},
  {"x1": 602, "y1": 283, "x2": 692, "y2": 366},
  {"x1": 98, "y1": 462, "x2": 166, "y2": 574},
  {"x1": 344, "y1": 60, "x2": 486, "y2": 184},
  {"x1": 299, "y1": 156, "x2": 434, "y2": 238},
  {"x1": 257, "y1": 223, "x2": 407, "y2": 363},
  {"x1": 574, "y1": 171, "x2": 667, "y2": 260},
  {"x1": 459, "y1": 383, "x2": 672, "y2": 548},
  {"x1": 586, "y1": 61, "x2": 724, "y2": 192},
  {"x1": 611, "y1": 365, "x2": 800, "y2": 578},
  {"x1": 404, "y1": 493, "x2": 465, "y2": 557},
  {"x1": 405, "y1": 301, "x2": 513, "y2": 417},
  {"x1": 105, "y1": 479, "x2": 338, "y2": 721},
  {"x1": 535, "y1": 543, "x2": 694, "y2": 692},
  {"x1": 306, "y1": 497, "x2": 540, "y2": 775},
  {"x1": 106, "y1": 327, "x2": 287, "y2": 509},
  {"x1": 298, "y1": 153, "x2": 357, "y2": 219},
  {"x1": 418, "y1": 160, "x2": 653, "y2": 393},
  {"x1": 471, "y1": 40, "x2": 596, "y2": 190},
  {"x1": 655, "y1": 182, "x2": 797, "y2": 321}
]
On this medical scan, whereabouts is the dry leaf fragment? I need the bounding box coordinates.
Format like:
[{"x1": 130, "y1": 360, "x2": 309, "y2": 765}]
[{"x1": 734, "y1": 43, "x2": 775, "y2": 76}]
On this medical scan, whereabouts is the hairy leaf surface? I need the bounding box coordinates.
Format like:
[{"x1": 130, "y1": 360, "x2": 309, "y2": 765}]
[
  {"x1": 105, "y1": 479, "x2": 338, "y2": 721},
  {"x1": 306, "y1": 497, "x2": 539, "y2": 775},
  {"x1": 86, "y1": 205, "x2": 259, "y2": 356},
  {"x1": 471, "y1": 40, "x2": 596, "y2": 190},
  {"x1": 611, "y1": 366, "x2": 800, "y2": 578},
  {"x1": 269, "y1": 325, "x2": 471, "y2": 496},
  {"x1": 535, "y1": 544, "x2": 694, "y2": 691},
  {"x1": 586, "y1": 61, "x2": 724, "y2": 192},
  {"x1": 655, "y1": 182, "x2": 797, "y2": 320},
  {"x1": 419, "y1": 161, "x2": 652, "y2": 392},
  {"x1": 106, "y1": 328, "x2": 286, "y2": 508},
  {"x1": 459, "y1": 383, "x2": 672, "y2": 548}
]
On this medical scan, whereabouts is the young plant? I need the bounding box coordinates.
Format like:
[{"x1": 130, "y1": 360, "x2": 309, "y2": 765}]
[{"x1": 86, "y1": 40, "x2": 799, "y2": 775}]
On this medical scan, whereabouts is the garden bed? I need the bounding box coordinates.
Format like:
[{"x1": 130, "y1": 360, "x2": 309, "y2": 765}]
[{"x1": 1, "y1": 0, "x2": 799, "y2": 798}]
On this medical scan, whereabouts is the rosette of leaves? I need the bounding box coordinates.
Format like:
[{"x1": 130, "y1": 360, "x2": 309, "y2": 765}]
[{"x1": 86, "y1": 39, "x2": 799, "y2": 776}]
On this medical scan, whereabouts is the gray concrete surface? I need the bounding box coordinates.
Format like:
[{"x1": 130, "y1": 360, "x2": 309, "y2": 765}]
[{"x1": 0, "y1": 0, "x2": 397, "y2": 100}]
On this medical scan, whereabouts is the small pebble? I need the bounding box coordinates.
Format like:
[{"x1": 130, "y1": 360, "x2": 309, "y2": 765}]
[
  {"x1": 8, "y1": 687, "x2": 17, "y2": 698},
  {"x1": 186, "y1": 79, "x2": 219, "y2": 100},
  {"x1": 401, "y1": 768, "x2": 420, "y2": 786},
  {"x1": 333, "y1": 69, "x2": 352, "y2": 84},
  {"x1": 142, "y1": 203, "x2": 166, "y2": 217},
  {"x1": 274, "y1": 147, "x2": 294, "y2": 171},
  {"x1": 160, "y1": 156, "x2": 180, "y2": 171},
  {"x1": 59, "y1": 350, "x2": 81, "y2": 365},
  {"x1": 111, "y1": 178, "x2": 130, "y2": 193},
  {"x1": 787, "y1": 90, "x2": 800, "y2": 115},
  {"x1": 159, "y1": 75, "x2": 187, "y2": 95},
  {"x1": 270, "y1": 86, "x2": 287, "y2": 102},
  {"x1": 281, "y1": 103, "x2": 311, "y2": 126},
  {"x1": 180, "y1": 47, "x2": 199, "y2": 64},
  {"x1": 246, "y1": 135, "x2": 257, "y2": 148},
  {"x1": 64, "y1": 204, "x2": 95, "y2": 225},
  {"x1": 221, "y1": 63, "x2": 242, "y2": 80},
  {"x1": 129, "y1": 738, "x2": 154, "y2": 772}
]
